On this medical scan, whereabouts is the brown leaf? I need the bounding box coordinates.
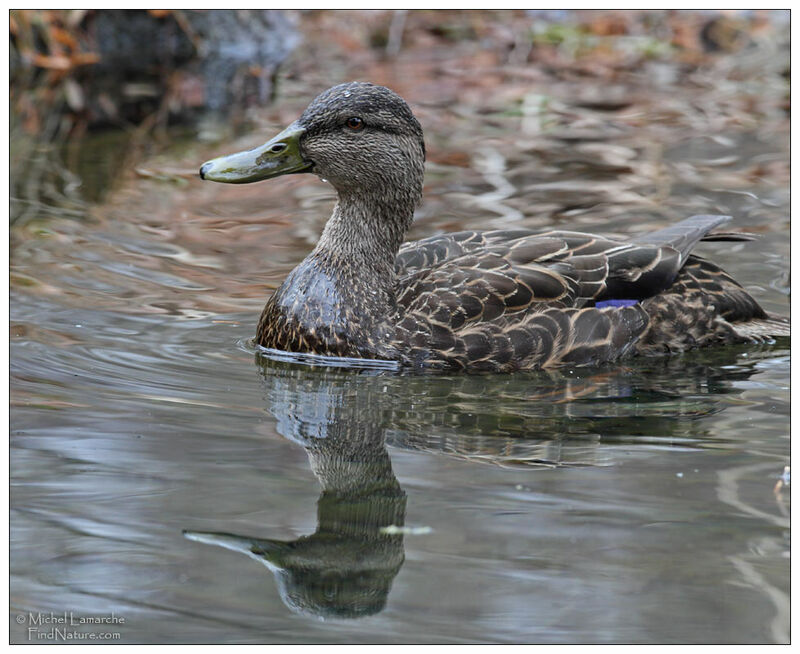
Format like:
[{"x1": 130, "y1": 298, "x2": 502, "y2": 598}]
[{"x1": 70, "y1": 52, "x2": 100, "y2": 66}]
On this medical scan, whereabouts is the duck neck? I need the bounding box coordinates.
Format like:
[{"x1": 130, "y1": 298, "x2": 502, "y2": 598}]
[
  {"x1": 312, "y1": 188, "x2": 418, "y2": 278},
  {"x1": 259, "y1": 182, "x2": 421, "y2": 358}
]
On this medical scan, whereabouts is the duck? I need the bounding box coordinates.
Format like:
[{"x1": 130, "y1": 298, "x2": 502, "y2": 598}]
[{"x1": 200, "y1": 81, "x2": 789, "y2": 372}]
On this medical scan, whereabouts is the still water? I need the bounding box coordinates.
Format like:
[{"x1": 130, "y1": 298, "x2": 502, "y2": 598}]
[{"x1": 10, "y1": 72, "x2": 789, "y2": 642}]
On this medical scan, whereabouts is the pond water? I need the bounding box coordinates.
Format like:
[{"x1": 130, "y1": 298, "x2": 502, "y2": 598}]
[{"x1": 10, "y1": 52, "x2": 789, "y2": 643}]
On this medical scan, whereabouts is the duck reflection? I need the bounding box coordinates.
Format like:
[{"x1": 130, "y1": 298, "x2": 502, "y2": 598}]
[
  {"x1": 185, "y1": 342, "x2": 785, "y2": 619},
  {"x1": 186, "y1": 357, "x2": 407, "y2": 619}
]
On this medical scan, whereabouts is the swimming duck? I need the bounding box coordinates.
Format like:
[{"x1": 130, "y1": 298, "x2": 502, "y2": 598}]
[{"x1": 200, "y1": 82, "x2": 789, "y2": 372}]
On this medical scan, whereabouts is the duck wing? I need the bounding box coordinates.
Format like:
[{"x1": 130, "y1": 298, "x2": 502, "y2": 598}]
[
  {"x1": 393, "y1": 234, "x2": 645, "y2": 370},
  {"x1": 395, "y1": 240, "x2": 604, "y2": 324},
  {"x1": 393, "y1": 215, "x2": 743, "y2": 370},
  {"x1": 396, "y1": 215, "x2": 737, "y2": 314}
]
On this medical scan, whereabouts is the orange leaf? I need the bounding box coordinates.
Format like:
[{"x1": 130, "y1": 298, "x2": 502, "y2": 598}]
[{"x1": 50, "y1": 26, "x2": 78, "y2": 50}]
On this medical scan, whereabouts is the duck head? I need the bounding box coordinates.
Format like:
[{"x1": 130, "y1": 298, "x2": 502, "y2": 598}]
[{"x1": 200, "y1": 81, "x2": 425, "y2": 198}]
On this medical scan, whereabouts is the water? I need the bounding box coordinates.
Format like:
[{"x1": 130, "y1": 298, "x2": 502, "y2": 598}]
[{"x1": 10, "y1": 42, "x2": 789, "y2": 643}]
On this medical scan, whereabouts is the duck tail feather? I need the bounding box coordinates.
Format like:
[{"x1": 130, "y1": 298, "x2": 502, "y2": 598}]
[
  {"x1": 733, "y1": 313, "x2": 791, "y2": 340},
  {"x1": 632, "y1": 214, "x2": 732, "y2": 257},
  {"x1": 700, "y1": 231, "x2": 759, "y2": 242}
]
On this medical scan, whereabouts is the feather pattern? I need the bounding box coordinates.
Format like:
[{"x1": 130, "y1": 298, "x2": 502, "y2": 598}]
[{"x1": 383, "y1": 215, "x2": 787, "y2": 371}]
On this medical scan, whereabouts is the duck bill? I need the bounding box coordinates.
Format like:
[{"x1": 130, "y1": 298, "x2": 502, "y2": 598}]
[
  {"x1": 183, "y1": 530, "x2": 289, "y2": 568},
  {"x1": 199, "y1": 123, "x2": 312, "y2": 184}
]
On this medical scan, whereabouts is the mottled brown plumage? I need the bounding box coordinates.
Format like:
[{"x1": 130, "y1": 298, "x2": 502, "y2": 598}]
[{"x1": 200, "y1": 82, "x2": 789, "y2": 371}]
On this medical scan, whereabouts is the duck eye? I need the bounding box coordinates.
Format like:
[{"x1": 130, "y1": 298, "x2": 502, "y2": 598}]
[{"x1": 345, "y1": 117, "x2": 364, "y2": 131}]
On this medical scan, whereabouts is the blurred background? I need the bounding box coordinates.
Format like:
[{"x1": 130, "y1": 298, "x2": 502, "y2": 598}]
[
  {"x1": 10, "y1": 9, "x2": 790, "y2": 221},
  {"x1": 10, "y1": 10, "x2": 790, "y2": 645}
]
